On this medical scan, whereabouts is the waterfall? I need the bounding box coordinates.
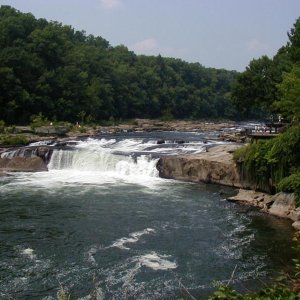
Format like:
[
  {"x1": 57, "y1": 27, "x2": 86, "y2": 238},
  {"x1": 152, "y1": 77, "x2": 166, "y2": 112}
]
[{"x1": 48, "y1": 147, "x2": 159, "y2": 177}]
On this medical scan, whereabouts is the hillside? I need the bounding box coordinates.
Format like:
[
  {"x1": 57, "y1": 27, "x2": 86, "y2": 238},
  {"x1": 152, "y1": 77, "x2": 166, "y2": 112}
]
[{"x1": 0, "y1": 5, "x2": 238, "y2": 125}]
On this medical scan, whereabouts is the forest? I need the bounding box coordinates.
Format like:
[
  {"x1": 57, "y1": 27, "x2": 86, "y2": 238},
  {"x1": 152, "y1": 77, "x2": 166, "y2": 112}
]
[
  {"x1": 0, "y1": 5, "x2": 239, "y2": 125},
  {"x1": 1, "y1": 6, "x2": 299, "y2": 125},
  {"x1": 232, "y1": 17, "x2": 300, "y2": 122}
]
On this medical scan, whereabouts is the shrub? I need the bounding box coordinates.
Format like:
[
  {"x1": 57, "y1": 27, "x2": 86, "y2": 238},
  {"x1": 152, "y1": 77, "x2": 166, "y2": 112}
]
[
  {"x1": 277, "y1": 172, "x2": 300, "y2": 206},
  {"x1": 0, "y1": 135, "x2": 29, "y2": 146},
  {"x1": 30, "y1": 113, "x2": 49, "y2": 129},
  {"x1": 0, "y1": 120, "x2": 5, "y2": 133},
  {"x1": 234, "y1": 124, "x2": 300, "y2": 193}
]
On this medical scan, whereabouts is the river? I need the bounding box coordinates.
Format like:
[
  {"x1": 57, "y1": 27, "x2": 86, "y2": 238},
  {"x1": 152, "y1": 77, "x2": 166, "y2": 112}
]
[{"x1": 0, "y1": 131, "x2": 295, "y2": 299}]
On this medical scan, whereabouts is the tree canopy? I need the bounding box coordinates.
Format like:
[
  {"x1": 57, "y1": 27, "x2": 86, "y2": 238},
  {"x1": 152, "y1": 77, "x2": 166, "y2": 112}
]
[
  {"x1": 0, "y1": 5, "x2": 238, "y2": 125},
  {"x1": 231, "y1": 17, "x2": 300, "y2": 120}
]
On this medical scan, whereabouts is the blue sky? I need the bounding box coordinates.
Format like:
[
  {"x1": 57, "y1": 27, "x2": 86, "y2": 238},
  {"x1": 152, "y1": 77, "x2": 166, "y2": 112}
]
[{"x1": 1, "y1": 0, "x2": 299, "y2": 71}]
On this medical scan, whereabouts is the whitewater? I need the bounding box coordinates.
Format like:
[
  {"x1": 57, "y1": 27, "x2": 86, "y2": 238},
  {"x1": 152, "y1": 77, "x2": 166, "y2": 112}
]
[{"x1": 0, "y1": 132, "x2": 295, "y2": 299}]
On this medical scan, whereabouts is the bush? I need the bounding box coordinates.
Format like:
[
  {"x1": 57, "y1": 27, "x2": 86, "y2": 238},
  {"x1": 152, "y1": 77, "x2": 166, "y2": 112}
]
[
  {"x1": 234, "y1": 124, "x2": 300, "y2": 193},
  {"x1": 0, "y1": 120, "x2": 5, "y2": 133},
  {"x1": 0, "y1": 135, "x2": 29, "y2": 146},
  {"x1": 30, "y1": 113, "x2": 49, "y2": 129},
  {"x1": 278, "y1": 172, "x2": 300, "y2": 206},
  {"x1": 209, "y1": 285, "x2": 299, "y2": 300}
]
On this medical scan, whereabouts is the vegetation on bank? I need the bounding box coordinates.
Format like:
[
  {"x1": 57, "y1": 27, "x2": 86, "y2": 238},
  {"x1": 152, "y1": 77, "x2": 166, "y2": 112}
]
[
  {"x1": 233, "y1": 125, "x2": 300, "y2": 201},
  {"x1": 208, "y1": 242, "x2": 300, "y2": 299},
  {"x1": 232, "y1": 16, "x2": 300, "y2": 205},
  {"x1": 213, "y1": 16, "x2": 300, "y2": 299}
]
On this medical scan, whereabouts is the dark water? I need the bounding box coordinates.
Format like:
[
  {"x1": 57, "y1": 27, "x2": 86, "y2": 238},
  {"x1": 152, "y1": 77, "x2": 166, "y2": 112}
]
[{"x1": 0, "y1": 133, "x2": 295, "y2": 299}]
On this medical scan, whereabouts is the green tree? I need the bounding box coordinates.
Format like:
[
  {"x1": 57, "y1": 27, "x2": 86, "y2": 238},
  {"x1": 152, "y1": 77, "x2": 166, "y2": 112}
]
[
  {"x1": 231, "y1": 56, "x2": 278, "y2": 118},
  {"x1": 287, "y1": 17, "x2": 300, "y2": 64},
  {"x1": 275, "y1": 66, "x2": 300, "y2": 121}
]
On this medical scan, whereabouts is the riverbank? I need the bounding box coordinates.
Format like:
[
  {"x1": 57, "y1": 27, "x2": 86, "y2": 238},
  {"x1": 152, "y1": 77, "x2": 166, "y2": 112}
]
[
  {"x1": 5, "y1": 121, "x2": 295, "y2": 226},
  {"x1": 157, "y1": 143, "x2": 297, "y2": 230},
  {"x1": 0, "y1": 119, "x2": 240, "y2": 147}
]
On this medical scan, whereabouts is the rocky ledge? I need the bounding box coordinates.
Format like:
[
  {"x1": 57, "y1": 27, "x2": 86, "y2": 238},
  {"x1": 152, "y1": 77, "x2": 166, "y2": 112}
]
[
  {"x1": 0, "y1": 156, "x2": 48, "y2": 173},
  {"x1": 157, "y1": 144, "x2": 246, "y2": 188},
  {"x1": 0, "y1": 145, "x2": 53, "y2": 174},
  {"x1": 228, "y1": 189, "x2": 298, "y2": 229},
  {"x1": 157, "y1": 145, "x2": 298, "y2": 229}
]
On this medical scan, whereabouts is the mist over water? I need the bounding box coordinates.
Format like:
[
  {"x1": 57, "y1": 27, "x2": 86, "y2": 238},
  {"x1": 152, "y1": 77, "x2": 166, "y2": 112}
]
[{"x1": 0, "y1": 132, "x2": 295, "y2": 299}]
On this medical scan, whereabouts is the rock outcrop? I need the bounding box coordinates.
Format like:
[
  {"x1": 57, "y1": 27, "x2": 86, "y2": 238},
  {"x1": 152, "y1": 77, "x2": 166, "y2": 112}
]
[
  {"x1": 0, "y1": 156, "x2": 48, "y2": 173},
  {"x1": 34, "y1": 126, "x2": 69, "y2": 136},
  {"x1": 157, "y1": 144, "x2": 245, "y2": 188},
  {"x1": 268, "y1": 192, "x2": 296, "y2": 218},
  {"x1": 227, "y1": 189, "x2": 273, "y2": 210},
  {"x1": 228, "y1": 189, "x2": 299, "y2": 227},
  {"x1": 1, "y1": 146, "x2": 53, "y2": 164}
]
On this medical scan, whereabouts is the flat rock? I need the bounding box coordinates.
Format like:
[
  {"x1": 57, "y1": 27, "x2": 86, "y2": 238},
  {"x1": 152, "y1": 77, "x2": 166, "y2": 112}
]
[
  {"x1": 157, "y1": 144, "x2": 245, "y2": 188},
  {"x1": 228, "y1": 189, "x2": 272, "y2": 208},
  {"x1": 0, "y1": 156, "x2": 48, "y2": 172}
]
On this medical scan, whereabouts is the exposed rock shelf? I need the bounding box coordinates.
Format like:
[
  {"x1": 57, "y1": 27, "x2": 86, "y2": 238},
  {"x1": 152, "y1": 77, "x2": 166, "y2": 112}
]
[
  {"x1": 156, "y1": 143, "x2": 297, "y2": 229},
  {"x1": 228, "y1": 189, "x2": 297, "y2": 229},
  {"x1": 157, "y1": 144, "x2": 245, "y2": 188},
  {"x1": 0, "y1": 156, "x2": 48, "y2": 173}
]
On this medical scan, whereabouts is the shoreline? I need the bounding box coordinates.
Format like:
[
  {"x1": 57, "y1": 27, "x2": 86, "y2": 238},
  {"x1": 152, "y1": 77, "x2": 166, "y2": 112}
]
[{"x1": 0, "y1": 125, "x2": 298, "y2": 231}]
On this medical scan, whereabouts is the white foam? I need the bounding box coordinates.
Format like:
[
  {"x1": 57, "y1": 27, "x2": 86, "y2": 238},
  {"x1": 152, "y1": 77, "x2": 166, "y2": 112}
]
[
  {"x1": 110, "y1": 228, "x2": 155, "y2": 250},
  {"x1": 29, "y1": 140, "x2": 53, "y2": 146},
  {"x1": 21, "y1": 248, "x2": 36, "y2": 260},
  {"x1": 86, "y1": 245, "x2": 98, "y2": 265},
  {"x1": 138, "y1": 252, "x2": 177, "y2": 271}
]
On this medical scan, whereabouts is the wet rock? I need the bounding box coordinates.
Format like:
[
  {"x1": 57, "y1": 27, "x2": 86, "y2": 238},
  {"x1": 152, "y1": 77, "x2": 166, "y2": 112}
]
[
  {"x1": 227, "y1": 189, "x2": 300, "y2": 231},
  {"x1": 157, "y1": 140, "x2": 165, "y2": 144},
  {"x1": 0, "y1": 156, "x2": 48, "y2": 172},
  {"x1": 228, "y1": 189, "x2": 272, "y2": 209},
  {"x1": 36, "y1": 146, "x2": 53, "y2": 164}
]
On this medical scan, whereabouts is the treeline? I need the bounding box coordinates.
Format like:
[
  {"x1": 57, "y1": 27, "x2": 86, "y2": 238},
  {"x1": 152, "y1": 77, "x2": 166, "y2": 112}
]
[
  {"x1": 232, "y1": 17, "x2": 300, "y2": 121},
  {"x1": 232, "y1": 17, "x2": 300, "y2": 205},
  {"x1": 0, "y1": 5, "x2": 238, "y2": 125}
]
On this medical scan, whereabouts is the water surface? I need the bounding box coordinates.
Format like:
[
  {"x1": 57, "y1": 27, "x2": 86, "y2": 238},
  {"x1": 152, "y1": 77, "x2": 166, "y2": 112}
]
[{"x1": 0, "y1": 133, "x2": 294, "y2": 299}]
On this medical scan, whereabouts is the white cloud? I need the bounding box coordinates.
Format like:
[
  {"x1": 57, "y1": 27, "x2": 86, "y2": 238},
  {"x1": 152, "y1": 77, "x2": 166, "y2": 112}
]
[
  {"x1": 160, "y1": 47, "x2": 188, "y2": 58},
  {"x1": 130, "y1": 38, "x2": 188, "y2": 58},
  {"x1": 245, "y1": 39, "x2": 269, "y2": 53},
  {"x1": 131, "y1": 38, "x2": 158, "y2": 52},
  {"x1": 100, "y1": 0, "x2": 122, "y2": 9}
]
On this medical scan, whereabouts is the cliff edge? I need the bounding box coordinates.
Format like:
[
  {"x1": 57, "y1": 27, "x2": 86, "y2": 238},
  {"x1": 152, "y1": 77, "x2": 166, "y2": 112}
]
[{"x1": 157, "y1": 144, "x2": 245, "y2": 188}]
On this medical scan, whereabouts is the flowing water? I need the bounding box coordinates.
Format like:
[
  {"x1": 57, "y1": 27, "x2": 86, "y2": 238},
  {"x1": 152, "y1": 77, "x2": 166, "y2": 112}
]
[{"x1": 0, "y1": 132, "x2": 295, "y2": 299}]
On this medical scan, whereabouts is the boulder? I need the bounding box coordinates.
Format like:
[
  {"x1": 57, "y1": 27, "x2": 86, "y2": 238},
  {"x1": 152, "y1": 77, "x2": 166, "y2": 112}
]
[
  {"x1": 292, "y1": 221, "x2": 300, "y2": 231},
  {"x1": 288, "y1": 208, "x2": 300, "y2": 222},
  {"x1": 157, "y1": 140, "x2": 165, "y2": 144},
  {"x1": 0, "y1": 156, "x2": 48, "y2": 172},
  {"x1": 14, "y1": 126, "x2": 34, "y2": 134},
  {"x1": 268, "y1": 192, "x2": 296, "y2": 218},
  {"x1": 36, "y1": 146, "x2": 53, "y2": 164},
  {"x1": 227, "y1": 189, "x2": 272, "y2": 208},
  {"x1": 35, "y1": 126, "x2": 69, "y2": 136}
]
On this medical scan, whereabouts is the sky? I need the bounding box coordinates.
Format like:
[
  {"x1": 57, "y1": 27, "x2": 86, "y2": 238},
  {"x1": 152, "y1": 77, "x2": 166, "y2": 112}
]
[{"x1": 0, "y1": 0, "x2": 300, "y2": 71}]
